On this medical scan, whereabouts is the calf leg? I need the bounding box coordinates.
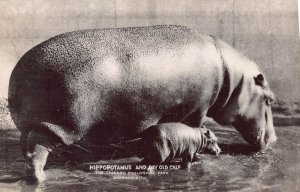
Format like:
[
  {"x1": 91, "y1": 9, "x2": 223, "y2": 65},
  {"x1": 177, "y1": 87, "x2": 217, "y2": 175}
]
[
  {"x1": 192, "y1": 154, "x2": 201, "y2": 162},
  {"x1": 181, "y1": 153, "x2": 194, "y2": 170}
]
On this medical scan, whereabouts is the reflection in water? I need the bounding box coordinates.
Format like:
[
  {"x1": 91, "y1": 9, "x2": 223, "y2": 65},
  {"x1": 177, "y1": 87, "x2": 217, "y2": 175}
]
[
  {"x1": 21, "y1": 182, "x2": 45, "y2": 192},
  {"x1": 219, "y1": 143, "x2": 260, "y2": 155},
  {"x1": 0, "y1": 126, "x2": 299, "y2": 191}
]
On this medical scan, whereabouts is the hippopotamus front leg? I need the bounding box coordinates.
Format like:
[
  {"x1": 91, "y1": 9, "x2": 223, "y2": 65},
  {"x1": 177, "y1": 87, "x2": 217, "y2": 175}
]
[
  {"x1": 158, "y1": 107, "x2": 206, "y2": 128},
  {"x1": 181, "y1": 109, "x2": 206, "y2": 128}
]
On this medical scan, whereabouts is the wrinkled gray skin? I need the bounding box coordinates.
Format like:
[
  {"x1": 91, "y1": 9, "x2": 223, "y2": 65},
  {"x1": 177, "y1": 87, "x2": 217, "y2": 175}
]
[
  {"x1": 137, "y1": 123, "x2": 221, "y2": 169},
  {"x1": 8, "y1": 25, "x2": 276, "y2": 182}
]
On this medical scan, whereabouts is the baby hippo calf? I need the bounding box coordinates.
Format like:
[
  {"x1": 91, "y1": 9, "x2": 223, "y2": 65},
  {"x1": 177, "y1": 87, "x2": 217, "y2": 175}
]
[{"x1": 137, "y1": 123, "x2": 221, "y2": 169}]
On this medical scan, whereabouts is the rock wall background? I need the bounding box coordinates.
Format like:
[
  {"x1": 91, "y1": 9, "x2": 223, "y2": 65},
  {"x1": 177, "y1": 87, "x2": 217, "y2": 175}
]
[
  {"x1": 0, "y1": 0, "x2": 299, "y2": 129},
  {"x1": 0, "y1": 98, "x2": 14, "y2": 130}
]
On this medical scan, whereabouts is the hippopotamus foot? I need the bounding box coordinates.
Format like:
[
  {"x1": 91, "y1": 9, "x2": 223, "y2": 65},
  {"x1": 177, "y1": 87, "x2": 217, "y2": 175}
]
[{"x1": 23, "y1": 128, "x2": 62, "y2": 183}]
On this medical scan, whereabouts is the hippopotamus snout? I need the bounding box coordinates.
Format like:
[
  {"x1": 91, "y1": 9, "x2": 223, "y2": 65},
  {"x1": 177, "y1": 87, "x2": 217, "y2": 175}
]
[
  {"x1": 209, "y1": 143, "x2": 221, "y2": 156},
  {"x1": 264, "y1": 134, "x2": 277, "y2": 149},
  {"x1": 262, "y1": 108, "x2": 277, "y2": 149},
  {"x1": 259, "y1": 127, "x2": 277, "y2": 150},
  {"x1": 233, "y1": 105, "x2": 277, "y2": 151}
]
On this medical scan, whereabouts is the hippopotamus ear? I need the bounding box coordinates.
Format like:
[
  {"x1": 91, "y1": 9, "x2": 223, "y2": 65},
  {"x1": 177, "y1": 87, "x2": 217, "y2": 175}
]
[
  {"x1": 254, "y1": 74, "x2": 275, "y2": 106},
  {"x1": 254, "y1": 74, "x2": 265, "y2": 87}
]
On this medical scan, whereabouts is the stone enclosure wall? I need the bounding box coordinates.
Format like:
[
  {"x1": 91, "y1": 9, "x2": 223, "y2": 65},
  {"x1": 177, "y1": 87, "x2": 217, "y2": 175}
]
[{"x1": 0, "y1": 0, "x2": 299, "y2": 127}]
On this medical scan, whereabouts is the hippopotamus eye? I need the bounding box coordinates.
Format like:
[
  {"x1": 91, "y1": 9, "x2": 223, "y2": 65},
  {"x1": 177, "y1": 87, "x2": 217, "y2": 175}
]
[
  {"x1": 262, "y1": 87, "x2": 275, "y2": 107},
  {"x1": 264, "y1": 96, "x2": 273, "y2": 106}
]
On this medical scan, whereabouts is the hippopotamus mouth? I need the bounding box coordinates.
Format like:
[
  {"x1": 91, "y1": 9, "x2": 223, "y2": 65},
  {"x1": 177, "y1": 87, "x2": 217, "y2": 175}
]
[{"x1": 232, "y1": 118, "x2": 271, "y2": 150}]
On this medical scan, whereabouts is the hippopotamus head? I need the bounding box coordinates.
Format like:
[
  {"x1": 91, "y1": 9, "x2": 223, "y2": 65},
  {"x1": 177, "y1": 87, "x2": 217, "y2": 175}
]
[
  {"x1": 216, "y1": 73, "x2": 276, "y2": 150},
  {"x1": 202, "y1": 129, "x2": 221, "y2": 155}
]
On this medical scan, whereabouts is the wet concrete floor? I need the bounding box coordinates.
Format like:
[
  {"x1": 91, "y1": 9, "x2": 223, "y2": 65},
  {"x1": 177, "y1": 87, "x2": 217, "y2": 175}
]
[{"x1": 0, "y1": 125, "x2": 299, "y2": 192}]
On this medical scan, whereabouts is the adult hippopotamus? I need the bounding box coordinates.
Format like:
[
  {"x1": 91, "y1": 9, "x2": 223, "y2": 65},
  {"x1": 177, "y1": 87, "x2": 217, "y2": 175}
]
[
  {"x1": 137, "y1": 123, "x2": 220, "y2": 169},
  {"x1": 8, "y1": 25, "x2": 276, "y2": 182}
]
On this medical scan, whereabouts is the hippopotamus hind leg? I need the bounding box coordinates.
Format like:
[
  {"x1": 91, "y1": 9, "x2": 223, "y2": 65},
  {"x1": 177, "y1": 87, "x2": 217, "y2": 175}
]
[{"x1": 24, "y1": 126, "x2": 62, "y2": 183}]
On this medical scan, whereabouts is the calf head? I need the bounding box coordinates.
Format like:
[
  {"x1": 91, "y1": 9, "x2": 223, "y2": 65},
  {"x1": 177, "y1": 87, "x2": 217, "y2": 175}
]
[{"x1": 203, "y1": 129, "x2": 221, "y2": 155}]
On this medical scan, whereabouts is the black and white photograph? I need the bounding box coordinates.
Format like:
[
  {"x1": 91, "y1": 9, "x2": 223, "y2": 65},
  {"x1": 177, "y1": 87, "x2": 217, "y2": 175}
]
[{"x1": 0, "y1": 0, "x2": 299, "y2": 191}]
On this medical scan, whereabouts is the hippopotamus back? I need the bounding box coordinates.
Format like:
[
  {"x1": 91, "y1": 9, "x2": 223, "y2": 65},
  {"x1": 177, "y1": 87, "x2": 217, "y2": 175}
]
[{"x1": 9, "y1": 25, "x2": 222, "y2": 144}]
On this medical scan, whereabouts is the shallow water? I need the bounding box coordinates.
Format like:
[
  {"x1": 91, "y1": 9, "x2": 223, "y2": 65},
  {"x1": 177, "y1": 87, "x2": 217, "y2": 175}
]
[{"x1": 0, "y1": 125, "x2": 299, "y2": 192}]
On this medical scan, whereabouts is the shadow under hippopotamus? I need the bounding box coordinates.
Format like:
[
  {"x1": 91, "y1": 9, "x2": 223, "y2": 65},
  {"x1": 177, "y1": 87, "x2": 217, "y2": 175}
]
[
  {"x1": 53, "y1": 121, "x2": 259, "y2": 164},
  {"x1": 7, "y1": 123, "x2": 261, "y2": 174}
]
